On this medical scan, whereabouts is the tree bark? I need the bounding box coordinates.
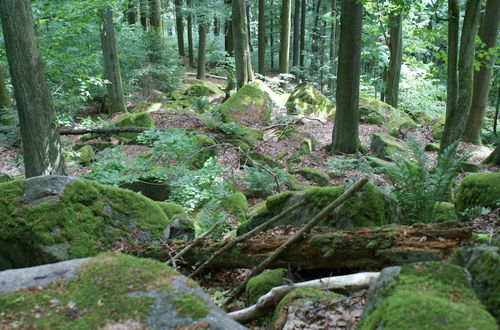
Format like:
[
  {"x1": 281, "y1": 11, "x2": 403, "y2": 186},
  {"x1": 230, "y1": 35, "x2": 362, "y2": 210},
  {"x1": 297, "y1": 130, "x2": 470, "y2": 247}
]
[
  {"x1": 440, "y1": 0, "x2": 482, "y2": 153},
  {"x1": 292, "y1": 0, "x2": 301, "y2": 67},
  {"x1": 310, "y1": 0, "x2": 322, "y2": 75},
  {"x1": 280, "y1": 0, "x2": 292, "y2": 74},
  {"x1": 139, "y1": 222, "x2": 470, "y2": 272},
  {"x1": 484, "y1": 141, "x2": 500, "y2": 166},
  {"x1": 463, "y1": 0, "x2": 500, "y2": 144},
  {"x1": 149, "y1": 0, "x2": 162, "y2": 39},
  {"x1": 0, "y1": 66, "x2": 12, "y2": 126},
  {"x1": 0, "y1": 0, "x2": 66, "y2": 177},
  {"x1": 258, "y1": 0, "x2": 266, "y2": 74},
  {"x1": 299, "y1": 0, "x2": 306, "y2": 67},
  {"x1": 270, "y1": 0, "x2": 275, "y2": 68},
  {"x1": 246, "y1": 4, "x2": 253, "y2": 52},
  {"x1": 384, "y1": 12, "x2": 403, "y2": 108},
  {"x1": 125, "y1": 0, "x2": 137, "y2": 25},
  {"x1": 174, "y1": 0, "x2": 185, "y2": 56},
  {"x1": 197, "y1": 24, "x2": 208, "y2": 80},
  {"x1": 233, "y1": 0, "x2": 254, "y2": 88},
  {"x1": 139, "y1": 0, "x2": 149, "y2": 30},
  {"x1": 328, "y1": 0, "x2": 338, "y2": 91},
  {"x1": 99, "y1": 8, "x2": 127, "y2": 115},
  {"x1": 187, "y1": 0, "x2": 194, "y2": 66},
  {"x1": 331, "y1": 0, "x2": 362, "y2": 154},
  {"x1": 225, "y1": 0, "x2": 234, "y2": 56}
]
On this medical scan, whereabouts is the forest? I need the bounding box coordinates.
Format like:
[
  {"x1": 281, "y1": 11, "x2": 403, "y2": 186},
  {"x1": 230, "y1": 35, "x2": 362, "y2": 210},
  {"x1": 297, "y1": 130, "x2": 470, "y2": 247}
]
[{"x1": 0, "y1": 0, "x2": 498, "y2": 329}]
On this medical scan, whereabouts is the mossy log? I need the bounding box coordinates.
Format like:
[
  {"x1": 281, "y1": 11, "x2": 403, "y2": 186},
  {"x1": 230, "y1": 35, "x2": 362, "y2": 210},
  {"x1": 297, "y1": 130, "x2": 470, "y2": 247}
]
[{"x1": 136, "y1": 222, "x2": 471, "y2": 272}]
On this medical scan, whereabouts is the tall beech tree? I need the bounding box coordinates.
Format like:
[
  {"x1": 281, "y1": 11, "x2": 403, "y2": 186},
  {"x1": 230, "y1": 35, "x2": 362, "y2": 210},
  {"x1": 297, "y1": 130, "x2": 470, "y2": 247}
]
[
  {"x1": 149, "y1": 0, "x2": 162, "y2": 39},
  {"x1": 197, "y1": 23, "x2": 208, "y2": 80},
  {"x1": 0, "y1": 0, "x2": 65, "y2": 177},
  {"x1": 463, "y1": 0, "x2": 500, "y2": 144},
  {"x1": 175, "y1": 0, "x2": 186, "y2": 56},
  {"x1": 292, "y1": 0, "x2": 301, "y2": 67},
  {"x1": 125, "y1": 0, "x2": 137, "y2": 25},
  {"x1": 258, "y1": 0, "x2": 266, "y2": 73},
  {"x1": 331, "y1": 0, "x2": 363, "y2": 154},
  {"x1": 440, "y1": 0, "x2": 482, "y2": 153},
  {"x1": 100, "y1": 7, "x2": 127, "y2": 114},
  {"x1": 187, "y1": 0, "x2": 194, "y2": 66},
  {"x1": 280, "y1": 0, "x2": 292, "y2": 74},
  {"x1": 140, "y1": 0, "x2": 149, "y2": 30},
  {"x1": 225, "y1": 0, "x2": 234, "y2": 56},
  {"x1": 233, "y1": 0, "x2": 254, "y2": 88},
  {"x1": 384, "y1": 9, "x2": 403, "y2": 107}
]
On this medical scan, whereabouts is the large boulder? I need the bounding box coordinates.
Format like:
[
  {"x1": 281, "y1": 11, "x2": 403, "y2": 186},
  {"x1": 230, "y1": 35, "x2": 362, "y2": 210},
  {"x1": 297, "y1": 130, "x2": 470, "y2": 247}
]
[
  {"x1": 370, "y1": 132, "x2": 408, "y2": 160},
  {"x1": 0, "y1": 176, "x2": 170, "y2": 270},
  {"x1": 246, "y1": 268, "x2": 287, "y2": 305},
  {"x1": 455, "y1": 172, "x2": 500, "y2": 216},
  {"x1": 359, "y1": 97, "x2": 406, "y2": 125},
  {"x1": 448, "y1": 245, "x2": 500, "y2": 321},
  {"x1": 237, "y1": 182, "x2": 399, "y2": 234},
  {"x1": 358, "y1": 262, "x2": 497, "y2": 329},
  {"x1": 219, "y1": 81, "x2": 273, "y2": 126},
  {"x1": 0, "y1": 253, "x2": 247, "y2": 329},
  {"x1": 112, "y1": 112, "x2": 155, "y2": 140},
  {"x1": 286, "y1": 83, "x2": 335, "y2": 118},
  {"x1": 176, "y1": 79, "x2": 225, "y2": 98}
]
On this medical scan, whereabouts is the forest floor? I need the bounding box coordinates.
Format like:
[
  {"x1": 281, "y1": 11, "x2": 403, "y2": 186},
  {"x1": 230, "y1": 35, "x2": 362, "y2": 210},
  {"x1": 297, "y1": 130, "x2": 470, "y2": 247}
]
[{"x1": 0, "y1": 71, "x2": 498, "y2": 329}]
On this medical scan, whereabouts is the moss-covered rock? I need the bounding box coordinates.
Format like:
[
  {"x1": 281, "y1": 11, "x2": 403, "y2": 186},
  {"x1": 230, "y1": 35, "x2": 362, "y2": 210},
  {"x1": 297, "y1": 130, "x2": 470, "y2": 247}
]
[
  {"x1": 112, "y1": 112, "x2": 155, "y2": 141},
  {"x1": 246, "y1": 268, "x2": 287, "y2": 305},
  {"x1": 433, "y1": 202, "x2": 458, "y2": 222},
  {"x1": 131, "y1": 102, "x2": 162, "y2": 113},
  {"x1": 179, "y1": 79, "x2": 225, "y2": 98},
  {"x1": 425, "y1": 142, "x2": 440, "y2": 151},
  {"x1": 156, "y1": 202, "x2": 187, "y2": 219},
  {"x1": 273, "y1": 287, "x2": 344, "y2": 329},
  {"x1": 74, "y1": 145, "x2": 95, "y2": 165},
  {"x1": 192, "y1": 134, "x2": 217, "y2": 168},
  {"x1": 448, "y1": 245, "x2": 500, "y2": 322},
  {"x1": 286, "y1": 83, "x2": 335, "y2": 118},
  {"x1": 385, "y1": 116, "x2": 417, "y2": 137},
  {"x1": 221, "y1": 192, "x2": 248, "y2": 223},
  {"x1": 219, "y1": 82, "x2": 273, "y2": 126},
  {"x1": 0, "y1": 177, "x2": 170, "y2": 270},
  {"x1": 238, "y1": 182, "x2": 398, "y2": 234},
  {"x1": 285, "y1": 173, "x2": 305, "y2": 190},
  {"x1": 359, "y1": 262, "x2": 497, "y2": 329},
  {"x1": 293, "y1": 168, "x2": 330, "y2": 186},
  {"x1": 359, "y1": 97, "x2": 405, "y2": 125},
  {"x1": 0, "y1": 253, "x2": 246, "y2": 329},
  {"x1": 431, "y1": 117, "x2": 446, "y2": 140},
  {"x1": 455, "y1": 172, "x2": 500, "y2": 217},
  {"x1": 370, "y1": 132, "x2": 408, "y2": 160},
  {"x1": 247, "y1": 151, "x2": 281, "y2": 168}
]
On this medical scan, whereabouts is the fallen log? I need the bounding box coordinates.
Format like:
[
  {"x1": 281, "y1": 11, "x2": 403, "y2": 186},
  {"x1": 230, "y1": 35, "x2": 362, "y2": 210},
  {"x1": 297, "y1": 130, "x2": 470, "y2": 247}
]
[
  {"x1": 135, "y1": 222, "x2": 471, "y2": 271},
  {"x1": 229, "y1": 272, "x2": 380, "y2": 324}
]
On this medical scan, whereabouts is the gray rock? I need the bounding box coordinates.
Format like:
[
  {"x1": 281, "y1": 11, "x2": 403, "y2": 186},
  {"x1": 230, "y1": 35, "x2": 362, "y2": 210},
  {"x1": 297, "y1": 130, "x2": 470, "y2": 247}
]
[
  {"x1": 0, "y1": 258, "x2": 90, "y2": 293},
  {"x1": 22, "y1": 175, "x2": 80, "y2": 206},
  {"x1": 360, "y1": 266, "x2": 401, "y2": 320}
]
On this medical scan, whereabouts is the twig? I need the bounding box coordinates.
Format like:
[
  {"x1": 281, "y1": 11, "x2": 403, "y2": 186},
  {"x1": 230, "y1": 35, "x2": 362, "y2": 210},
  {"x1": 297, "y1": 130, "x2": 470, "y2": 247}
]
[
  {"x1": 189, "y1": 199, "x2": 307, "y2": 278},
  {"x1": 223, "y1": 177, "x2": 369, "y2": 307},
  {"x1": 168, "y1": 220, "x2": 223, "y2": 267}
]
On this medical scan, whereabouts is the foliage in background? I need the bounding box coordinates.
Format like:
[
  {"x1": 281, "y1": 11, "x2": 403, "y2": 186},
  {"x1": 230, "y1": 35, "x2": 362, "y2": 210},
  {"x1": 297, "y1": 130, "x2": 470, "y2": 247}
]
[
  {"x1": 384, "y1": 136, "x2": 466, "y2": 224},
  {"x1": 237, "y1": 165, "x2": 288, "y2": 197},
  {"x1": 327, "y1": 156, "x2": 375, "y2": 177}
]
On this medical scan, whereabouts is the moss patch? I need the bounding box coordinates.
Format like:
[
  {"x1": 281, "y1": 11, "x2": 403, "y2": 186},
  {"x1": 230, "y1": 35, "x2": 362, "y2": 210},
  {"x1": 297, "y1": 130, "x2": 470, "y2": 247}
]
[
  {"x1": 171, "y1": 292, "x2": 209, "y2": 320},
  {"x1": 0, "y1": 179, "x2": 169, "y2": 268},
  {"x1": 303, "y1": 186, "x2": 344, "y2": 209},
  {"x1": 266, "y1": 191, "x2": 295, "y2": 215},
  {"x1": 0, "y1": 253, "x2": 178, "y2": 328},
  {"x1": 294, "y1": 168, "x2": 330, "y2": 186},
  {"x1": 221, "y1": 192, "x2": 248, "y2": 223},
  {"x1": 455, "y1": 172, "x2": 500, "y2": 217},
  {"x1": 286, "y1": 83, "x2": 335, "y2": 118},
  {"x1": 359, "y1": 97, "x2": 404, "y2": 125},
  {"x1": 156, "y1": 202, "x2": 186, "y2": 219},
  {"x1": 385, "y1": 116, "x2": 417, "y2": 136},
  {"x1": 246, "y1": 268, "x2": 287, "y2": 305},
  {"x1": 112, "y1": 112, "x2": 155, "y2": 140},
  {"x1": 192, "y1": 134, "x2": 217, "y2": 168},
  {"x1": 370, "y1": 132, "x2": 408, "y2": 160},
  {"x1": 359, "y1": 262, "x2": 497, "y2": 330}
]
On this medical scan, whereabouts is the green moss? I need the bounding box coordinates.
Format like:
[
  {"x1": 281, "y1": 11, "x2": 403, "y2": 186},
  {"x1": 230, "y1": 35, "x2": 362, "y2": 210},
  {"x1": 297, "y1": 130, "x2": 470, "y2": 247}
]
[
  {"x1": 431, "y1": 117, "x2": 446, "y2": 140},
  {"x1": 180, "y1": 79, "x2": 225, "y2": 98},
  {"x1": 224, "y1": 139, "x2": 251, "y2": 153},
  {"x1": 285, "y1": 173, "x2": 305, "y2": 190},
  {"x1": 359, "y1": 97, "x2": 404, "y2": 125},
  {"x1": 112, "y1": 112, "x2": 155, "y2": 141},
  {"x1": 386, "y1": 116, "x2": 417, "y2": 136},
  {"x1": 248, "y1": 151, "x2": 281, "y2": 168},
  {"x1": 156, "y1": 202, "x2": 186, "y2": 219},
  {"x1": 219, "y1": 82, "x2": 273, "y2": 125},
  {"x1": 0, "y1": 179, "x2": 170, "y2": 265},
  {"x1": 0, "y1": 253, "x2": 179, "y2": 328},
  {"x1": 247, "y1": 201, "x2": 268, "y2": 218},
  {"x1": 455, "y1": 173, "x2": 500, "y2": 217},
  {"x1": 171, "y1": 292, "x2": 210, "y2": 320},
  {"x1": 246, "y1": 268, "x2": 287, "y2": 304},
  {"x1": 221, "y1": 192, "x2": 248, "y2": 223},
  {"x1": 266, "y1": 191, "x2": 295, "y2": 215},
  {"x1": 0, "y1": 173, "x2": 13, "y2": 183},
  {"x1": 433, "y1": 202, "x2": 458, "y2": 222},
  {"x1": 310, "y1": 232, "x2": 348, "y2": 258},
  {"x1": 294, "y1": 168, "x2": 330, "y2": 186},
  {"x1": 370, "y1": 132, "x2": 408, "y2": 160},
  {"x1": 303, "y1": 186, "x2": 344, "y2": 209},
  {"x1": 74, "y1": 145, "x2": 95, "y2": 165},
  {"x1": 192, "y1": 134, "x2": 217, "y2": 168},
  {"x1": 425, "y1": 143, "x2": 440, "y2": 151},
  {"x1": 285, "y1": 83, "x2": 335, "y2": 118},
  {"x1": 359, "y1": 262, "x2": 497, "y2": 330},
  {"x1": 132, "y1": 102, "x2": 162, "y2": 113}
]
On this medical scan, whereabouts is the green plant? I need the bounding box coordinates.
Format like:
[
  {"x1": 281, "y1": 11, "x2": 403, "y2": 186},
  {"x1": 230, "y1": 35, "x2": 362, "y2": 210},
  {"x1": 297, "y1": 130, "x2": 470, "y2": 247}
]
[
  {"x1": 0, "y1": 107, "x2": 19, "y2": 147},
  {"x1": 189, "y1": 97, "x2": 213, "y2": 113},
  {"x1": 384, "y1": 136, "x2": 466, "y2": 224},
  {"x1": 327, "y1": 157, "x2": 375, "y2": 177},
  {"x1": 193, "y1": 199, "x2": 228, "y2": 237},
  {"x1": 238, "y1": 165, "x2": 288, "y2": 197}
]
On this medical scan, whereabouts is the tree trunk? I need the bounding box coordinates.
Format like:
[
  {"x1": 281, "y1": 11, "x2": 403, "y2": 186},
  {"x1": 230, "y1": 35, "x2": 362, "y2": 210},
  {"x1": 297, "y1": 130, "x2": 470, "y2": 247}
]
[
  {"x1": 384, "y1": 12, "x2": 403, "y2": 108},
  {"x1": 125, "y1": 0, "x2": 137, "y2": 25},
  {"x1": 331, "y1": 0, "x2": 362, "y2": 154},
  {"x1": 280, "y1": 0, "x2": 292, "y2": 74},
  {"x1": 139, "y1": 223, "x2": 470, "y2": 272},
  {"x1": 440, "y1": 0, "x2": 482, "y2": 153},
  {"x1": 258, "y1": 0, "x2": 266, "y2": 74},
  {"x1": 270, "y1": 0, "x2": 275, "y2": 68},
  {"x1": 328, "y1": 0, "x2": 338, "y2": 90},
  {"x1": 214, "y1": 17, "x2": 221, "y2": 35},
  {"x1": 292, "y1": 0, "x2": 301, "y2": 67},
  {"x1": 187, "y1": 0, "x2": 194, "y2": 66},
  {"x1": 99, "y1": 8, "x2": 127, "y2": 115},
  {"x1": 0, "y1": 0, "x2": 66, "y2": 177},
  {"x1": 484, "y1": 141, "x2": 500, "y2": 166},
  {"x1": 463, "y1": 0, "x2": 500, "y2": 144},
  {"x1": 246, "y1": 4, "x2": 253, "y2": 52},
  {"x1": 140, "y1": 0, "x2": 149, "y2": 30},
  {"x1": 149, "y1": 0, "x2": 162, "y2": 39},
  {"x1": 225, "y1": 0, "x2": 234, "y2": 56},
  {"x1": 197, "y1": 24, "x2": 207, "y2": 80},
  {"x1": 0, "y1": 66, "x2": 12, "y2": 126},
  {"x1": 233, "y1": 0, "x2": 254, "y2": 88},
  {"x1": 174, "y1": 0, "x2": 185, "y2": 56},
  {"x1": 299, "y1": 0, "x2": 306, "y2": 67},
  {"x1": 310, "y1": 0, "x2": 322, "y2": 75}
]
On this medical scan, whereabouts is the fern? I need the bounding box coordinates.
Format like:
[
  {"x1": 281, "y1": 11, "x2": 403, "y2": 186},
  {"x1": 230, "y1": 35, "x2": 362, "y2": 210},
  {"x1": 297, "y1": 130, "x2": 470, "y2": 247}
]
[{"x1": 384, "y1": 136, "x2": 465, "y2": 224}]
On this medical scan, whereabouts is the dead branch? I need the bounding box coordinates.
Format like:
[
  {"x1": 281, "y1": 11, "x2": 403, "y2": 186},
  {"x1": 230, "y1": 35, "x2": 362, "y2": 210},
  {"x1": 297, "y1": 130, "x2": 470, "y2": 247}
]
[
  {"x1": 224, "y1": 178, "x2": 369, "y2": 306},
  {"x1": 229, "y1": 272, "x2": 379, "y2": 324}
]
